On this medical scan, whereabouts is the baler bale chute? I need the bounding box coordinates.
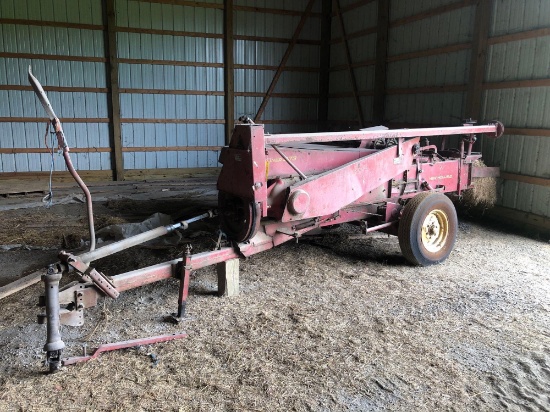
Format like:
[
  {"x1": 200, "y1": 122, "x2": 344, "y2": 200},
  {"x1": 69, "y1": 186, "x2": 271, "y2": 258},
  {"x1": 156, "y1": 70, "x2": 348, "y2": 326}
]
[{"x1": 27, "y1": 68, "x2": 503, "y2": 372}]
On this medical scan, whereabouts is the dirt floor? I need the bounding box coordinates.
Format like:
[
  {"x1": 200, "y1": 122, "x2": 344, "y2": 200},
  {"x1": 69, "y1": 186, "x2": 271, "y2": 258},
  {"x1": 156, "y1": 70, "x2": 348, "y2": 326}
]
[{"x1": 0, "y1": 181, "x2": 548, "y2": 411}]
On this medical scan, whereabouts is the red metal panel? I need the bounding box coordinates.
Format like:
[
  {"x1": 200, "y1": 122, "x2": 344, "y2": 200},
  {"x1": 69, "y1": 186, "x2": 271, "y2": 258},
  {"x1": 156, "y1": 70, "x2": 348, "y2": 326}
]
[
  {"x1": 265, "y1": 144, "x2": 376, "y2": 178},
  {"x1": 281, "y1": 138, "x2": 420, "y2": 222},
  {"x1": 420, "y1": 160, "x2": 462, "y2": 191},
  {"x1": 218, "y1": 124, "x2": 267, "y2": 214}
]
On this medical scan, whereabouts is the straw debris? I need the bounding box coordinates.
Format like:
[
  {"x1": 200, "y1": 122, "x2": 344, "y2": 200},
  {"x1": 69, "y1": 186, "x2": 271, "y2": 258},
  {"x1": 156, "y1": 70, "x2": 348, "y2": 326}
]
[{"x1": 460, "y1": 160, "x2": 497, "y2": 208}]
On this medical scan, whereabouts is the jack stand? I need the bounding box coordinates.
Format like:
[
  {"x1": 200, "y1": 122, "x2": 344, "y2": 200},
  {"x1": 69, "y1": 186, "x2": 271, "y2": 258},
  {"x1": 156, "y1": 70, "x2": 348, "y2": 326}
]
[
  {"x1": 175, "y1": 245, "x2": 192, "y2": 321},
  {"x1": 43, "y1": 265, "x2": 65, "y2": 373}
]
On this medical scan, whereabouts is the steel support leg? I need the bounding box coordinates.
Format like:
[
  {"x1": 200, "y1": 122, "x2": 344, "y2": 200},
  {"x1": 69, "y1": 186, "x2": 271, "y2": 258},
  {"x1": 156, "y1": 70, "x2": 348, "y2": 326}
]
[
  {"x1": 177, "y1": 252, "x2": 192, "y2": 318},
  {"x1": 43, "y1": 265, "x2": 65, "y2": 372}
]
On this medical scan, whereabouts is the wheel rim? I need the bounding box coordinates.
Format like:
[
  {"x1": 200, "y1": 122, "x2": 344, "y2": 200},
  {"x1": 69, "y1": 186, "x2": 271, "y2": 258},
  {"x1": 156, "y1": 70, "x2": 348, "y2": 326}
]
[{"x1": 421, "y1": 209, "x2": 449, "y2": 253}]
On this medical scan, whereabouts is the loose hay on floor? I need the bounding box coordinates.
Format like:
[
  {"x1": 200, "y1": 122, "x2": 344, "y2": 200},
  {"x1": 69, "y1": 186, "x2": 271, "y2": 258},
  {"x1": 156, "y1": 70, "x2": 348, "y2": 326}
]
[{"x1": 0, "y1": 199, "x2": 548, "y2": 411}]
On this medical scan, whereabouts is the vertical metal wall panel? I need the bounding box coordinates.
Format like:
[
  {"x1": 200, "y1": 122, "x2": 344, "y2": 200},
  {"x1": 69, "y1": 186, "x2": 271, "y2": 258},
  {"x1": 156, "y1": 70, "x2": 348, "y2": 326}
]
[
  {"x1": 327, "y1": 1, "x2": 378, "y2": 126},
  {"x1": 0, "y1": 0, "x2": 110, "y2": 173},
  {"x1": 480, "y1": 0, "x2": 550, "y2": 218},
  {"x1": 386, "y1": 50, "x2": 470, "y2": 89},
  {"x1": 233, "y1": 2, "x2": 321, "y2": 134},
  {"x1": 390, "y1": 0, "x2": 458, "y2": 21},
  {"x1": 485, "y1": 37, "x2": 550, "y2": 82},
  {"x1": 117, "y1": 0, "x2": 224, "y2": 170},
  {"x1": 381, "y1": 2, "x2": 475, "y2": 128},
  {"x1": 490, "y1": 0, "x2": 550, "y2": 36},
  {"x1": 388, "y1": 6, "x2": 475, "y2": 56}
]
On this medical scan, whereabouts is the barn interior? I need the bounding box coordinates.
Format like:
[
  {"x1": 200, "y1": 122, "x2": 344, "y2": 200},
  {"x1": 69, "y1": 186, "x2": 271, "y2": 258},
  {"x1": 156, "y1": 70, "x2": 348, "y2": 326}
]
[{"x1": 0, "y1": 0, "x2": 549, "y2": 410}]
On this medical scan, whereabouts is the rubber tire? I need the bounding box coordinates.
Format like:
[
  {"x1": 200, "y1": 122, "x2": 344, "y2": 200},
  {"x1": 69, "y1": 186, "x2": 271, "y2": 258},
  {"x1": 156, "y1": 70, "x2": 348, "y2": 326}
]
[{"x1": 398, "y1": 192, "x2": 458, "y2": 266}]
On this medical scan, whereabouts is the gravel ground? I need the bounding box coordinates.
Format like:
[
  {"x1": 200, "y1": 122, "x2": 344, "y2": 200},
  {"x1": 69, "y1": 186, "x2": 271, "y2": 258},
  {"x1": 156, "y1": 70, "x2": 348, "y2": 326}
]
[{"x1": 0, "y1": 197, "x2": 548, "y2": 411}]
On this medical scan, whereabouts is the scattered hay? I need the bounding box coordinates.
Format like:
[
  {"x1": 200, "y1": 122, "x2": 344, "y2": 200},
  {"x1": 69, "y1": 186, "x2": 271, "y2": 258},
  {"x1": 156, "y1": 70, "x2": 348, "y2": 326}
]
[
  {"x1": 449, "y1": 159, "x2": 497, "y2": 212},
  {"x1": 460, "y1": 160, "x2": 497, "y2": 209}
]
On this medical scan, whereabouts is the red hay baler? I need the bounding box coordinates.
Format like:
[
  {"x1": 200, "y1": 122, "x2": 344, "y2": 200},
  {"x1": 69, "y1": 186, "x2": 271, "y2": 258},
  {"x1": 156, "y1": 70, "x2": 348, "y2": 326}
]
[{"x1": 27, "y1": 67, "x2": 503, "y2": 371}]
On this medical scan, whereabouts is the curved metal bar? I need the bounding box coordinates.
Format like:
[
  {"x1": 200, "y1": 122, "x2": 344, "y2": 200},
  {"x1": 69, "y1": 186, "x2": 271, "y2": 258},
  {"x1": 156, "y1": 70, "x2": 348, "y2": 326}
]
[{"x1": 29, "y1": 66, "x2": 96, "y2": 251}]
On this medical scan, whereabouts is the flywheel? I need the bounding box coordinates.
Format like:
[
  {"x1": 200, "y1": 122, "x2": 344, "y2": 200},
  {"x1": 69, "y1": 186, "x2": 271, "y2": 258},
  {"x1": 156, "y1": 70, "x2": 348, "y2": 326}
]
[{"x1": 218, "y1": 192, "x2": 260, "y2": 242}]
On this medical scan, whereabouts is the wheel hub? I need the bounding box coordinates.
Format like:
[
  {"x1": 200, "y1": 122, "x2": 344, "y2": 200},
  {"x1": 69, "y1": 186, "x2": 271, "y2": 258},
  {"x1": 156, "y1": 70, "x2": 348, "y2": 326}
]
[{"x1": 421, "y1": 209, "x2": 449, "y2": 253}]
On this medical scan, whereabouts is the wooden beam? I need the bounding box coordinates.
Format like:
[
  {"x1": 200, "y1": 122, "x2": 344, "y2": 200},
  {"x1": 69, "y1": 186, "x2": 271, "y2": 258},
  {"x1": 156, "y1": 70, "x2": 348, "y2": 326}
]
[
  {"x1": 237, "y1": 92, "x2": 319, "y2": 98},
  {"x1": 482, "y1": 78, "x2": 550, "y2": 90},
  {"x1": 123, "y1": 167, "x2": 220, "y2": 180},
  {"x1": 0, "y1": 85, "x2": 109, "y2": 93},
  {"x1": 0, "y1": 117, "x2": 109, "y2": 123},
  {"x1": 120, "y1": 88, "x2": 224, "y2": 95},
  {"x1": 333, "y1": 0, "x2": 364, "y2": 126},
  {"x1": 0, "y1": 18, "x2": 105, "y2": 30},
  {"x1": 330, "y1": 26, "x2": 377, "y2": 44},
  {"x1": 0, "y1": 147, "x2": 111, "y2": 154},
  {"x1": 373, "y1": 0, "x2": 390, "y2": 124},
  {"x1": 133, "y1": 0, "x2": 223, "y2": 9},
  {"x1": 122, "y1": 146, "x2": 222, "y2": 152},
  {"x1": 0, "y1": 52, "x2": 107, "y2": 63},
  {"x1": 0, "y1": 271, "x2": 44, "y2": 301},
  {"x1": 386, "y1": 84, "x2": 468, "y2": 95},
  {"x1": 118, "y1": 60, "x2": 318, "y2": 72},
  {"x1": 0, "y1": 170, "x2": 114, "y2": 181},
  {"x1": 121, "y1": 118, "x2": 225, "y2": 124},
  {"x1": 106, "y1": 0, "x2": 124, "y2": 181},
  {"x1": 235, "y1": 64, "x2": 319, "y2": 72},
  {"x1": 254, "y1": 0, "x2": 316, "y2": 122},
  {"x1": 233, "y1": 34, "x2": 320, "y2": 45},
  {"x1": 216, "y1": 259, "x2": 239, "y2": 297},
  {"x1": 224, "y1": 0, "x2": 235, "y2": 145},
  {"x1": 390, "y1": 0, "x2": 475, "y2": 27},
  {"x1": 465, "y1": 0, "x2": 493, "y2": 120},
  {"x1": 117, "y1": 58, "x2": 223, "y2": 67},
  {"x1": 328, "y1": 91, "x2": 374, "y2": 98},
  {"x1": 330, "y1": 58, "x2": 376, "y2": 71},
  {"x1": 334, "y1": 0, "x2": 376, "y2": 15},
  {"x1": 386, "y1": 42, "x2": 471, "y2": 62},
  {"x1": 234, "y1": 5, "x2": 321, "y2": 17},
  {"x1": 317, "y1": 0, "x2": 333, "y2": 130},
  {"x1": 505, "y1": 128, "x2": 550, "y2": 137},
  {"x1": 488, "y1": 27, "x2": 550, "y2": 45},
  {"x1": 500, "y1": 172, "x2": 550, "y2": 187},
  {"x1": 116, "y1": 26, "x2": 222, "y2": 39}
]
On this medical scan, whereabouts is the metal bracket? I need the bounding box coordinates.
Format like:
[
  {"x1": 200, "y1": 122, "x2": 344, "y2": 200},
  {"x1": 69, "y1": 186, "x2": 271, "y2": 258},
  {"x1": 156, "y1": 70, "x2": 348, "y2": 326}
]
[{"x1": 59, "y1": 252, "x2": 120, "y2": 299}]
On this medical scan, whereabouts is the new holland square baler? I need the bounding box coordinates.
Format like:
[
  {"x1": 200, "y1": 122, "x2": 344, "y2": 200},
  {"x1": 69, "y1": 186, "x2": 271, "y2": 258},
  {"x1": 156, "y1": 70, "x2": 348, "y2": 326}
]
[{"x1": 28, "y1": 68, "x2": 503, "y2": 371}]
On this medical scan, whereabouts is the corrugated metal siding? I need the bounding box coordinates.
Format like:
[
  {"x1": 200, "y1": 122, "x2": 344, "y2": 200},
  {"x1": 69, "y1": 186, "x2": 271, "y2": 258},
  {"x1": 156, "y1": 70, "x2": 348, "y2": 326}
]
[
  {"x1": 116, "y1": 0, "x2": 224, "y2": 170},
  {"x1": 0, "y1": 0, "x2": 110, "y2": 173},
  {"x1": 385, "y1": 2, "x2": 475, "y2": 125},
  {"x1": 327, "y1": 0, "x2": 377, "y2": 126},
  {"x1": 481, "y1": 0, "x2": 550, "y2": 218},
  {"x1": 233, "y1": 0, "x2": 321, "y2": 133},
  {"x1": 1, "y1": 0, "x2": 324, "y2": 176}
]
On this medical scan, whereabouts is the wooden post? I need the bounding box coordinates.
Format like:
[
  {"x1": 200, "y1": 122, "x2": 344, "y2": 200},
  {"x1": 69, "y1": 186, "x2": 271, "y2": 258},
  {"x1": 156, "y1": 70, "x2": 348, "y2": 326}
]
[
  {"x1": 254, "y1": 0, "x2": 316, "y2": 122},
  {"x1": 465, "y1": 0, "x2": 493, "y2": 121},
  {"x1": 373, "y1": 0, "x2": 390, "y2": 124},
  {"x1": 317, "y1": 0, "x2": 333, "y2": 131},
  {"x1": 105, "y1": 0, "x2": 124, "y2": 180},
  {"x1": 333, "y1": 0, "x2": 364, "y2": 127},
  {"x1": 223, "y1": 0, "x2": 235, "y2": 145},
  {"x1": 217, "y1": 258, "x2": 239, "y2": 297}
]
